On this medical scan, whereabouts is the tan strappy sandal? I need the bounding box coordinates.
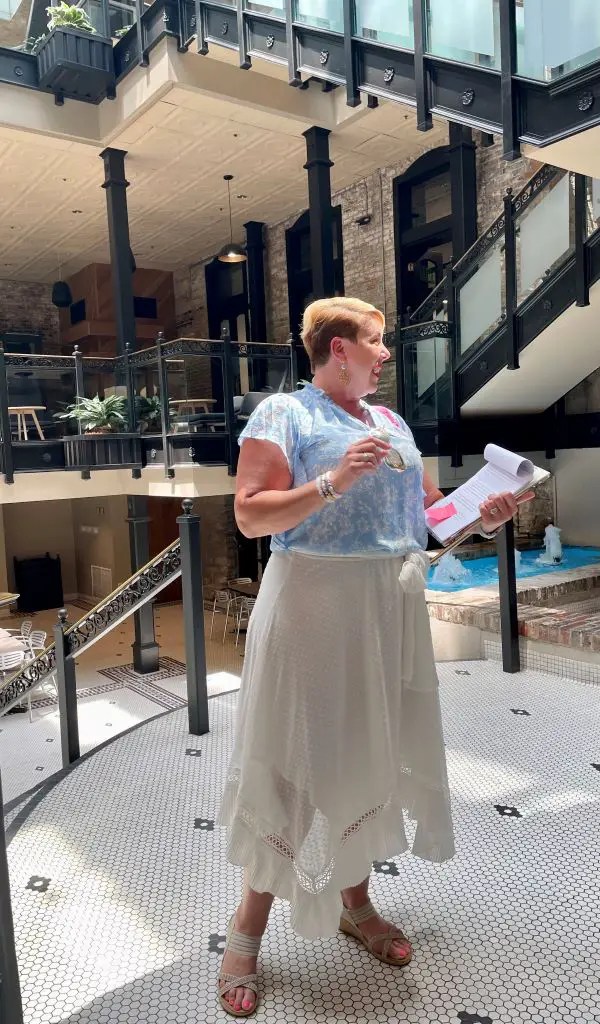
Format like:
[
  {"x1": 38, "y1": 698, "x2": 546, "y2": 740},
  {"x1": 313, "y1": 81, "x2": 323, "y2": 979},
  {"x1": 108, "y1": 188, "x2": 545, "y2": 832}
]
[
  {"x1": 218, "y1": 916, "x2": 262, "y2": 1018},
  {"x1": 339, "y1": 899, "x2": 412, "y2": 966}
]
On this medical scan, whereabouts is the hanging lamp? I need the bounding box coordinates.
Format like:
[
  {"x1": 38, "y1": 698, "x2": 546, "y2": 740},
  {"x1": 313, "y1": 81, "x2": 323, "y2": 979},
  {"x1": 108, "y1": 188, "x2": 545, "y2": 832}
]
[
  {"x1": 217, "y1": 174, "x2": 247, "y2": 263},
  {"x1": 51, "y1": 249, "x2": 73, "y2": 308}
]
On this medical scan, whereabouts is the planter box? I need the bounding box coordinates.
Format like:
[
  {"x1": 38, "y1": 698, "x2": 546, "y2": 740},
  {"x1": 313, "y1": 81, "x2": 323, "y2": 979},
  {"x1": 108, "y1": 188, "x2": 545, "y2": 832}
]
[
  {"x1": 64, "y1": 434, "x2": 142, "y2": 470},
  {"x1": 37, "y1": 27, "x2": 116, "y2": 104}
]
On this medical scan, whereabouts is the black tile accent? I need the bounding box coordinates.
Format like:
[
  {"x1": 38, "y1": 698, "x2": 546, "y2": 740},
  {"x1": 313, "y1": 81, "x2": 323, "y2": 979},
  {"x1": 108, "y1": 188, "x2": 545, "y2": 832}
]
[
  {"x1": 592, "y1": 763, "x2": 600, "y2": 772},
  {"x1": 373, "y1": 860, "x2": 399, "y2": 876},
  {"x1": 510, "y1": 709, "x2": 531, "y2": 716},
  {"x1": 209, "y1": 932, "x2": 226, "y2": 955},
  {"x1": 35, "y1": 766, "x2": 45, "y2": 772},
  {"x1": 494, "y1": 805, "x2": 522, "y2": 818},
  {"x1": 455, "y1": 670, "x2": 471, "y2": 676},
  {"x1": 26, "y1": 876, "x2": 50, "y2": 893},
  {"x1": 458, "y1": 1013, "x2": 493, "y2": 1024},
  {"x1": 195, "y1": 819, "x2": 214, "y2": 831},
  {"x1": 45, "y1": 738, "x2": 54, "y2": 743},
  {"x1": 186, "y1": 748, "x2": 202, "y2": 757}
]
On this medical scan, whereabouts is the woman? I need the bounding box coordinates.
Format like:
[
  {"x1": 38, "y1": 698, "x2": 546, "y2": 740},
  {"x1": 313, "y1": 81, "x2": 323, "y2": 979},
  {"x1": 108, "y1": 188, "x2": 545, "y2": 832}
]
[{"x1": 218, "y1": 297, "x2": 531, "y2": 1017}]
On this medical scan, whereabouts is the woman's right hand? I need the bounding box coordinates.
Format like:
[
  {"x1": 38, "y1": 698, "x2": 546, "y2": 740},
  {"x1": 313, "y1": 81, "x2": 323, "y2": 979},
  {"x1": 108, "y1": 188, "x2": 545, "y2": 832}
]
[{"x1": 330, "y1": 436, "x2": 392, "y2": 494}]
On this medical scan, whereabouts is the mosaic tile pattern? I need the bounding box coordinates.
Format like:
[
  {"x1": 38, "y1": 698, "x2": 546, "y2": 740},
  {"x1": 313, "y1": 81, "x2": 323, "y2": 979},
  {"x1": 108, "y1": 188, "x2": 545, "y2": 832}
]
[
  {"x1": 98, "y1": 657, "x2": 187, "y2": 686},
  {"x1": 483, "y1": 638, "x2": 600, "y2": 687},
  {"x1": 6, "y1": 661, "x2": 600, "y2": 1024}
]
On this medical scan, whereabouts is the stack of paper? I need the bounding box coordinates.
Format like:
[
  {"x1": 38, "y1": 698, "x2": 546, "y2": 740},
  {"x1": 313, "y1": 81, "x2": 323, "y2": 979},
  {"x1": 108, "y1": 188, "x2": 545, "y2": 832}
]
[{"x1": 425, "y1": 444, "x2": 550, "y2": 546}]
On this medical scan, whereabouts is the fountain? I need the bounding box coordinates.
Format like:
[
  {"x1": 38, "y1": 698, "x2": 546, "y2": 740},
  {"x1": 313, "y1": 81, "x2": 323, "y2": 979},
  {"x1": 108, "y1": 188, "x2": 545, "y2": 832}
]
[
  {"x1": 537, "y1": 524, "x2": 563, "y2": 565},
  {"x1": 514, "y1": 549, "x2": 522, "y2": 574},
  {"x1": 431, "y1": 552, "x2": 472, "y2": 586}
]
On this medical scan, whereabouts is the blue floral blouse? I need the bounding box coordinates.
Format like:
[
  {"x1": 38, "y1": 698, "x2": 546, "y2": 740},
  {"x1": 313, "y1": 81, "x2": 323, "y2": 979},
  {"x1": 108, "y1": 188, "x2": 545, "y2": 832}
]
[{"x1": 238, "y1": 383, "x2": 427, "y2": 557}]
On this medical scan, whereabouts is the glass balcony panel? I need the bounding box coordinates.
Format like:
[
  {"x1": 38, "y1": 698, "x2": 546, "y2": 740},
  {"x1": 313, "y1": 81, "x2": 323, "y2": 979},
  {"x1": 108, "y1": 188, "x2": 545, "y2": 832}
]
[
  {"x1": 458, "y1": 243, "x2": 503, "y2": 356},
  {"x1": 426, "y1": 0, "x2": 500, "y2": 69},
  {"x1": 294, "y1": 0, "x2": 343, "y2": 34},
  {"x1": 245, "y1": 2, "x2": 285, "y2": 18},
  {"x1": 403, "y1": 335, "x2": 450, "y2": 423},
  {"x1": 6, "y1": 358, "x2": 78, "y2": 441},
  {"x1": 516, "y1": 172, "x2": 573, "y2": 304},
  {"x1": 354, "y1": 0, "x2": 413, "y2": 48},
  {"x1": 516, "y1": 0, "x2": 600, "y2": 81},
  {"x1": 166, "y1": 355, "x2": 224, "y2": 434}
]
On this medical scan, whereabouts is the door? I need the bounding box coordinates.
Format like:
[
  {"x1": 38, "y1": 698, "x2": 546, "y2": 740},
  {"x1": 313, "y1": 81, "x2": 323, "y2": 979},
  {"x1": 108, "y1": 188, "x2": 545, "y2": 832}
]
[{"x1": 148, "y1": 497, "x2": 183, "y2": 604}]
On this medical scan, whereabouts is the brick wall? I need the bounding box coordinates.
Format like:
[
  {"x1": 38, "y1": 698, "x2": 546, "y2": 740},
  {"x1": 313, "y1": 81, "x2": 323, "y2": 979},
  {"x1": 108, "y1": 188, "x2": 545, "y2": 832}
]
[
  {"x1": 172, "y1": 139, "x2": 545, "y2": 418},
  {"x1": 198, "y1": 494, "x2": 239, "y2": 590},
  {"x1": 475, "y1": 141, "x2": 538, "y2": 232},
  {"x1": 0, "y1": 278, "x2": 61, "y2": 352}
]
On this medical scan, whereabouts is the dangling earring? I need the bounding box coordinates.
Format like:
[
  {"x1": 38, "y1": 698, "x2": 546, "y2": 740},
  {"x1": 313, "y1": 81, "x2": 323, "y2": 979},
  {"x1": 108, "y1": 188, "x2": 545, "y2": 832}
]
[{"x1": 339, "y1": 363, "x2": 350, "y2": 386}]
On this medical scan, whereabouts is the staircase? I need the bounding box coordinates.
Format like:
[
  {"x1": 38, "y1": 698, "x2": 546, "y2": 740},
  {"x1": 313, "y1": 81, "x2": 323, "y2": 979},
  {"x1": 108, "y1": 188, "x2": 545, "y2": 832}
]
[{"x1": 398, "y1": 163, "x2": 600, "y2": 458}]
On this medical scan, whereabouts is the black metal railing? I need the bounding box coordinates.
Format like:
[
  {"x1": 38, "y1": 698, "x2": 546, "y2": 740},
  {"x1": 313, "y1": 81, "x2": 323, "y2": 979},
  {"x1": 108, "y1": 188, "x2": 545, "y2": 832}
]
[
  {"x1": 4, "y1": 0, "x2": 600, "y2": 151},
  {"x1": 395, "y1": 162, "x2": 600, "y2": 459},
  {"x1": 0, "y1": 333, "x2": 294, "y2": 483}
]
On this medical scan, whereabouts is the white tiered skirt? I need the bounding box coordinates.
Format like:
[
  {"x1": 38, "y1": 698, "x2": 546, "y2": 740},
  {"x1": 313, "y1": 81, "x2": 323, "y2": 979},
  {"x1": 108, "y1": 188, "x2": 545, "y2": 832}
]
[{"x1": 219, "y1": 550, "x2": 455, "y2": 938}]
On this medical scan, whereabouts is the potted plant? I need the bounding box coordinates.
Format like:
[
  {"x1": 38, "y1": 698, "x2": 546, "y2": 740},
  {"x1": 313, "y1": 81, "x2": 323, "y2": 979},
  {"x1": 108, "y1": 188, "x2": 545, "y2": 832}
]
[
  {"x1": 55, "y1": 394, "x2": 127, "y2": 434},
  {"x1": 36, "y1": 2, "x2": 116, "y2": 104},
  {"x1": 135, "y1": 395, "x2": 162, "y2": 433}
]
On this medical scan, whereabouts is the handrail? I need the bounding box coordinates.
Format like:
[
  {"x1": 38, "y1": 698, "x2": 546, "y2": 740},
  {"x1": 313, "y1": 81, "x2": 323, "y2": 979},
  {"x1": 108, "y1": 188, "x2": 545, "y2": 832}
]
[
  {"x1": 0, "y1": 538, "x2": 182, "y2": 716},
  {"x1": 410, "y1": 163, "x2": 562, "y2": 324}
]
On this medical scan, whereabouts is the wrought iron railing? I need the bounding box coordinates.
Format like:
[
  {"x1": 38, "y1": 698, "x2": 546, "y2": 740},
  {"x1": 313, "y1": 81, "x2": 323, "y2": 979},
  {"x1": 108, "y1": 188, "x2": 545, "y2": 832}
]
[
  {"x1": 0, "y1": 332, "x2": 294, "y2": 482},
  {"x1": 0, "y1": 537, "x2": 182, "y2": 716}
]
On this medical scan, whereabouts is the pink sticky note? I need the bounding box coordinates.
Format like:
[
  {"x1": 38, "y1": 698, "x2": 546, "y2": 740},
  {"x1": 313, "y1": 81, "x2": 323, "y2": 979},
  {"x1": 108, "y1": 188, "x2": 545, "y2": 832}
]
[{"x1": 426, "y1": 502, "x2": 457, "y2": 525}]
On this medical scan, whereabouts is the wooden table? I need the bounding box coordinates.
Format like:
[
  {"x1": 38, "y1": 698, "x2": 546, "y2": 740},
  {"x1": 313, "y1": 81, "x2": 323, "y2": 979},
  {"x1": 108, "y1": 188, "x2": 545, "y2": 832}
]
[
  {"x1": 169, "y1": 399, "x2": 217, "y2": 415},
  {"x1": 0, "y1": 592, "x2": 19, "y2": 610},
  {"x1": 227, "y1": 581, "x2": 260, "y2": 599},
  {"x1": 8, "y1": 406, "x2": 46, "y2": 440}
]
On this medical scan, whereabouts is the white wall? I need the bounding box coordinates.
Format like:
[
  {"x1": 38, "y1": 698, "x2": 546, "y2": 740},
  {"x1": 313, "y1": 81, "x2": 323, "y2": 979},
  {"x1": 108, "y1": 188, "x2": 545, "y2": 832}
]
[{"x1": 553, "y1": 449, "x2": 600, "y2": 546}]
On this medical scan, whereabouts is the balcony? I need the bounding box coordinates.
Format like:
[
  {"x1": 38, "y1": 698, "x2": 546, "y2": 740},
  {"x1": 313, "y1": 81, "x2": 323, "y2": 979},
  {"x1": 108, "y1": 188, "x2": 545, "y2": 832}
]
[
  {"x1": 2, "y1": 1, "x2": 600, "y2": 155},
  {"x1": 0, "y1": 333, "x2": 294, "y2": 483}
]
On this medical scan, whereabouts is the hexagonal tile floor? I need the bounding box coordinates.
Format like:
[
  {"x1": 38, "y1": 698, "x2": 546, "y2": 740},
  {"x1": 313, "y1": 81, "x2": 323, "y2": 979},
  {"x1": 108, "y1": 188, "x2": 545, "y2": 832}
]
[{"x1": 5, "y1": 660, "x2": 600, "y2": 1024}]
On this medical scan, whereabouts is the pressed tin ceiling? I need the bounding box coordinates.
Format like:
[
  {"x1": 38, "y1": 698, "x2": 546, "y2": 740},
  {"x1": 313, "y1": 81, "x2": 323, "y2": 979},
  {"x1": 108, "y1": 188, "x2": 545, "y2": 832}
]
[{"x1": 0, "y1": 91, "x2": 447, "y2": 283}]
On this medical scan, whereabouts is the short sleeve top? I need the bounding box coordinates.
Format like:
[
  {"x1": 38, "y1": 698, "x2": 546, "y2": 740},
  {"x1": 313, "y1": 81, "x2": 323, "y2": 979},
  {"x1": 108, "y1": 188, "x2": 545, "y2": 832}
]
[{"x1": 238, "y1": 383, "x2": 427, "y2": 557}]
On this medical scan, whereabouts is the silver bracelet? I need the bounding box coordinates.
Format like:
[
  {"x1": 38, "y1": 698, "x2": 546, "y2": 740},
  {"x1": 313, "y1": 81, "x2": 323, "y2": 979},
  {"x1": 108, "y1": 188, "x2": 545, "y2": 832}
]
[
  {"x1": 316, "y1": 472, "x2": 342, "y2": 504},
  {"x1": 479, "y1": 525, "x2": 501, "y2": 540}
]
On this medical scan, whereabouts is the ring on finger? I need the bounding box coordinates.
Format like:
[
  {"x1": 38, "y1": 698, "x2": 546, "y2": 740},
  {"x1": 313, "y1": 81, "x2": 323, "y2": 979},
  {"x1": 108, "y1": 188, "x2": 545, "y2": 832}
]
[
  {"x1": 489, "y1": 506, "x2": 499, "y2": 515},
  {"x1": 362, "y1": 452, "x2": 371, "y2": 463}
]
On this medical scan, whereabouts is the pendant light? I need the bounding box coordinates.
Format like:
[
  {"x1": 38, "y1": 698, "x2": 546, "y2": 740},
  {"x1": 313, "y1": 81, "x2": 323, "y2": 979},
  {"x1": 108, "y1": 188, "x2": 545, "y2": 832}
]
[
  {"x1": 217, "y1": 174, "x2": 247, "y2": 264},
  {"x1": 51, "y1": 250, "x2": 73, "y2": 308}
]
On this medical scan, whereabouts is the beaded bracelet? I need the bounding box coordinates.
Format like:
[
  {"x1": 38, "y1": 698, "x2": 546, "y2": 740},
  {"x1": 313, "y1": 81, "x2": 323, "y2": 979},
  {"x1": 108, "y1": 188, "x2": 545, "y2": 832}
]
[{"x1": 316, "y1": 471, "x2": 342, "y2": 504}]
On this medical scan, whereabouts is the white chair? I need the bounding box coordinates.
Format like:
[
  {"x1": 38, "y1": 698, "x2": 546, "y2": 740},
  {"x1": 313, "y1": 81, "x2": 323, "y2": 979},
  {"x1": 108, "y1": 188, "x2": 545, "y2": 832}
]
[
  {"x1": 209, "y1": 589, "x2": 234, "y2": 640},
  {"x1": 223, "y1": 578, "x2": 253, "y2": 644},
  {"x1": 235, "y1": 597, "x2": 256, "y2": 647},
  {"x1": 23, "y1": 631, "x2": 50, "y2": 722},
  {"x1": 27, "y1": 630, "x2": 47, "y2": 656},
  {"x1": 5, "y1": 619, "x2": 33, "y2": 641}
]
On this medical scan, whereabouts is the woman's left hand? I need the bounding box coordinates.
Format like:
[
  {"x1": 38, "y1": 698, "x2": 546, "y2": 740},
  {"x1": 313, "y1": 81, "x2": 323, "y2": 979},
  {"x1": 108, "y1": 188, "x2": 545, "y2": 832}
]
[{"x1": 479, "y1": 490, "x2": 535, "y2": 534}]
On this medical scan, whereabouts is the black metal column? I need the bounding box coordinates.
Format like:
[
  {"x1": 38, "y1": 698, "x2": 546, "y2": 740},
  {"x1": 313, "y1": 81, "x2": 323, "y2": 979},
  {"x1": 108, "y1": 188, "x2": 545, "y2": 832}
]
[
  {"x1": 499, "y1": 0, "x2": 520, "y2": 161},
  {"x1": 342, "y1": 0, "x2": 360, "y2": 107},
  {"x1": 54, "y1": 610, "x2": 81, "y2": 766},
  {"x1": 221, "y1": 325, "x2": 237, "y2": 475},
  {"x1": 574, "y1": 174, "x2": 590, "y2": 308},
  {"x1": 412, "y1": 0, "x2": 432, "y2": 132},
  {"x1": 177, "y1": 499, "x2": 209, "y2": 736},
  {"x1": 446, "y1": 266, "x2": 462, "y2": 468},
  {"x1": 0, "y1": 343, "x2": 14, "y2": 485},
  {"x1": 449, "y1": 123, "x2": 478, "y2": 259},
  {"x1": 303, "y1": 127, "x2": 335, "y2": 299},
  {"x1": 503, "y1": 187, "x2": 518, "y2": 370},
  {"x1": 100, "y1": 148, "x2": 136, "y2": 358},
  {"x1": 497, "y1": 520, "x2": 521, "y2": 673},
  {"x1": 244, "y1": 221, "x2": 267, "y2": 343},
  {"x1": 0, "y1": 771, "x2": 24, "y2": 1024},
  {"x1": 127, "y1": 495, "x2": 159, "y2": 674}
]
